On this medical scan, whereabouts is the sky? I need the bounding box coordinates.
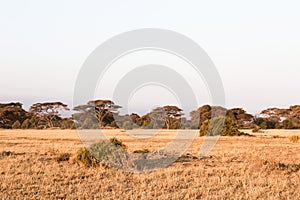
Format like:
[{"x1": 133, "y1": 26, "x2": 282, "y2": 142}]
[{"x1": 1, "y1": 0, "x2": 300, "y2": 116}]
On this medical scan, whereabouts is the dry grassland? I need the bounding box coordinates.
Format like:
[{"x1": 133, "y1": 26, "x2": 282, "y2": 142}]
[{"x1": 0, "y1": 129, "x2": 300, "y2": 199}]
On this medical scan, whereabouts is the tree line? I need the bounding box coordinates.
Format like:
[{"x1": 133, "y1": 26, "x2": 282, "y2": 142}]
[{"x1": 0, "y1": 100, "x2": 300, "y2": 130}]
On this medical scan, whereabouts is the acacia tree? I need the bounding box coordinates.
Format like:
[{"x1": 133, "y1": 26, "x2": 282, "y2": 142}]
[
  {"x1": 0, "y1": 102, "x2": 28, "y2": 129},
  {"x1": 151, "y1": 106, "x2": 184, "y2": 129},
  {"x1": 74, "y1": 100, "x2": 121, "y2": 128},
  {"x1": 29, "y1": 102, "x2": 69, "y2": 128},
  {"x1": 90, "y1": 100, "x2": 121, "y2": 128}
]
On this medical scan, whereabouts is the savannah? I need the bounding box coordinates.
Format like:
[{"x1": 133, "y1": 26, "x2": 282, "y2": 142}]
[
  {"x1": 2, "y1": 1, "x2": 300, "y2": 199},
  {"x1": 1, "y1": 129, "x2": 299, "y2": 199}
]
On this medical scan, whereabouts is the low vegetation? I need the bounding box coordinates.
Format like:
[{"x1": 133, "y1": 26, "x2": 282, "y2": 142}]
[
  {"x1": 2, "y1": 101, "x2": 300, "y2": 130},
  {"x1": 76, "y1": 138, "x2": 127, "y2": 167},
  {"x1": 0, "y1": 130, "x2": 300, "y2": 199},
  {"x1": 199, "y1": 117, "x2": 248, "y2": 136},
  {"x1": 76, "y1": 147, "x2": 99, "y2": 167},
  {"x1": 56, "y1": 153, "x2": 71, "y2": 162}
]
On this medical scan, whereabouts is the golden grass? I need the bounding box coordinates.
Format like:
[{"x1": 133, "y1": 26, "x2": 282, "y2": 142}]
[{"x1": 0, "y1": 129, "x2": 300, "y2": 199}]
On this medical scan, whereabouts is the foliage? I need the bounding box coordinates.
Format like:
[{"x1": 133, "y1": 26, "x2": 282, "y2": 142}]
[
  {"x1": 60, "y1": 119, "x2": 76, "y2": 129},
  {"x1": 73, "y1": 99, "x2": 121, "y2": 129},
  {"x1": 12, "y1": 120, "x2": 21, "y2": 129},
  {"x1": 122, "y1": 121, "x2": 133, "y2": 130},
  {"x1": 76, "y1": 138, "x2": 126, "y2": 167},
  {"x1": 109, "y1": 137, "x2": 126, "y2": 149},
  {"x1": 76, "y1": 147, "x2": 99, "y2": 167},
  {"x1": 21, "y1": 119, "x2": 30, "y2": 129},
  {"x1": 29, "y1": 102, "x2": 69, "y2": 128},
  {"x1": 0, "y1": 102, "x2": 28, "y2": 129},
  {"x1": 199, "y1": 117, "x2": 247, "y2": 136}
]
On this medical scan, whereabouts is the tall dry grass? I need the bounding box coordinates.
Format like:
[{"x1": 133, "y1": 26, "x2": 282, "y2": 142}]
[{"x1": 0, "y1": 130, "x2": 299, "y2": 199}]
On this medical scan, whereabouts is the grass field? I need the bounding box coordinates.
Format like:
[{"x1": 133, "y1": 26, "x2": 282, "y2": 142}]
[{"x1": 0, "y1": 129, "x2": 300, "y2": 199}]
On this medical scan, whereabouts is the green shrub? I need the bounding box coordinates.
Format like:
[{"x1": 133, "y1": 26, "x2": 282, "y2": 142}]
[
  {"x1": 60, "y1": 119, "x2": 76, "y2": 129},
  {"x1": 122, "y1": 121, "x2": 133, "y2": 130},
  {"x1": 199, "y1": 117, "x2": 247, "y2": 137},
  {"x1": 76, "y1": 138, "x2": 127, "y2": 167},
  {"x1": 289, "y1": 135, "x2": 300, "y2": 143},
  {"x1": 76, "y1": 147, "x2": 99, "y2": 167},
  {"x1": 56, "y1": 153, "x2": 71, "y2": 162},
  {"x1": 109, "y1": 137, "x2": 126, "y2": 149},
  {"x1": 89, "y1": 139, "x2": 128, "y2": 169}
]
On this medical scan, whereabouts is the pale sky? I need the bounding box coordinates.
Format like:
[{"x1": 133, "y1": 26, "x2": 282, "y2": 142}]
[{"x1": 1, "y1": 0, "x2": 300, "y2": 116}]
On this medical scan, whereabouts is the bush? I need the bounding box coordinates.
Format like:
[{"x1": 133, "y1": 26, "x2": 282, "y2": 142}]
[
  {"x1": 289, "y1": 135, "x2": 300, "y2": 143},
  {"x1": 76, "y1": 147, "x2": 99, "y2": 167},
  {"x1": 122, "y1": 121, "x2": 133, "y2": 130},
  {"x1": 56, "y1": 153, "x2": 71, "y2": 162},
  {"x1": 12, "y1": 120, "x2": 21, "y2": 129},
  {"x1": 76, "y1": 138, "x2": 127, "y2": 167},
  {"x1": 109, "y1": 137, "x2": 126, "y2": 149},
  {"x1": 199, "y1": 117, "x2": 247, "y2": 136},
  {"x1": 60, "y1": 119, "x2": 76, "y2": 129}
]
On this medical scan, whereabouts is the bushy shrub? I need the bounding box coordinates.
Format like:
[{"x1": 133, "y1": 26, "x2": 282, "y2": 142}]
[
  {"x1": 60, "y1": 119, "x2": 76, "y2": 129},
  {"x1": 289, "y1": 135, "x2": 300, "y2": 143},
  {"x1": 199, "y1": 117, "x2": 247, "y2": 136},
  {"x1": 76, "y1": 147, "x2": 99, "y2": 167},
  {"x1": 76, "y1": 138, "x2": 127, "y2": 167},
  {"x1": 109, "y1": 137, "x2": 126, "y2": 149},
  {"x1": 122, "y1": 121, "x2": 133, "y2": 130}
]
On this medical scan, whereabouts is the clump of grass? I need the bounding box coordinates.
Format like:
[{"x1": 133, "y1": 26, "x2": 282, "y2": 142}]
[
  {"x1": 77, "y1": 138, "x2": 127, "y2": 167},
  {"x1": 76, "y1": 147, "x2": 99, "y2": 167},
  {"x1": 289, "y1": 135, "x2": 300, "y2": 143},
  {"x1": 56, "y1": 153, "x2": 71, "y2": 162},
  {"x1": 109, "y1": 137, "x2": 126, "y2": 149},
  {"x1": 133, "y1": 149, "x2": 150, "y2": 154}
]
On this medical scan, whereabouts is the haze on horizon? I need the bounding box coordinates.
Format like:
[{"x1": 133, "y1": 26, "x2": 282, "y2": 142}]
[{"x1": 1, "y1": 0, "x2": 300, "y2": 116}]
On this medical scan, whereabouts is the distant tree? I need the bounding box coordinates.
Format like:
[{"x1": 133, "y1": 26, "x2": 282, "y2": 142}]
[
  {"x1": 0, "y1": 102, "x2": 28, "y2": 129},
  {"x1": 150, "y1": 106, "x2": 183, "y2": 129},
  {"x1": 73, "y1": 100, "x2": 121, "y2": 128},
  {"x1": 89, "y1": 100, "x2": 121, "y2": 128},
  {"x1": 29, "y1": 102, "x2": 69, "y2": 128}
]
